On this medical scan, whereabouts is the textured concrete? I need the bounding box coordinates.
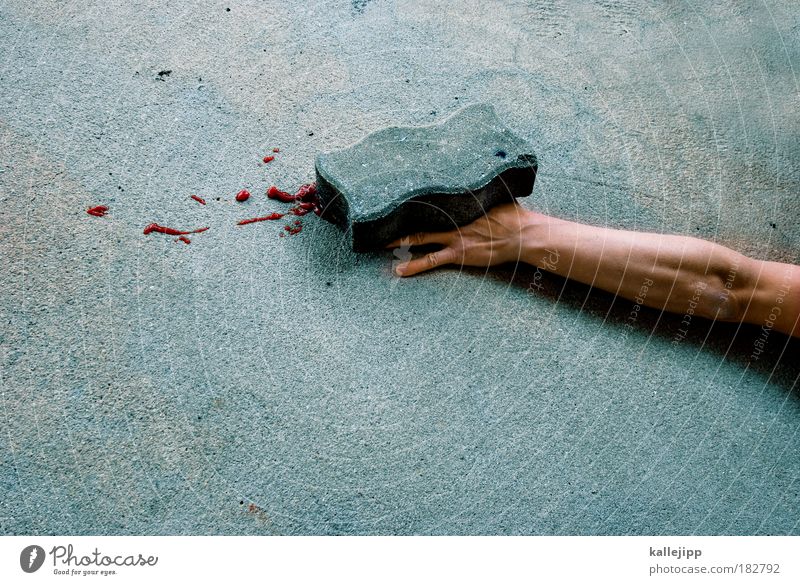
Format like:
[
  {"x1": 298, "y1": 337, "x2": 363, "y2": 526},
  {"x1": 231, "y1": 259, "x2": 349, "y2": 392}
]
[
  {"x1": 316, "y1": 103, "x2": 537, "y2": 250},
  {"x1": 1, "y1": 1, "x2": 798, "y2": 535}
]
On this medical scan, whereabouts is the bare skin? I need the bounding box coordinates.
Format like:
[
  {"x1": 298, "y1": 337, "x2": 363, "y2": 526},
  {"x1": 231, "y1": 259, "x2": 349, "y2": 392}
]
[{"x1": 386, "y1": 203, "x2": 800, "y2": 338}]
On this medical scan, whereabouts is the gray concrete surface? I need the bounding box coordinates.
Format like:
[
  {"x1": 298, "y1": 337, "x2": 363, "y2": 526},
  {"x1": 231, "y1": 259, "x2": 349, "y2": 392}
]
[{"x1": 1, "y1": 0, "x2": 798, "y2": 535}]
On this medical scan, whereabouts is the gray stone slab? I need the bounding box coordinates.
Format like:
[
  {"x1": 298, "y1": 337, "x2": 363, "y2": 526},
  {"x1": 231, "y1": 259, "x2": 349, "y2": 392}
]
[{"x1": 315, "y1": 104, "x2": 538, "y2": 251}]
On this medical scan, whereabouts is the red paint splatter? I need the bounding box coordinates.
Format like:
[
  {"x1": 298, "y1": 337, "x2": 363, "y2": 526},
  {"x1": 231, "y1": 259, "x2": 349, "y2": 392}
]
[
  {"x1": 143, "y1": 223, "x2": 209, "y2": 236},
  {"x1": 190, "y1": 195, "x2": 207, "y2": 205},
  {"x1": 289, "y1": 205, "x2": 307, "y2": 216},
  {"x1": 87, "y1": 205, "x2": 109, "y2": 217},
  {"x1": 268, "y1": 182, "x2": 318, "y2": 205},
  {"x1": 263, "y1": 182, "x2": 322, "y2": 235},
  {"x1": 176, "y1": 236, "x2": 191, "y2": 244},
  {"x1": 237, "y1": 212, "x2": 285, "y2": 226},
  {"x1": 262, "y1": 155, "x2": 275, "y2": 163},
  {"x1": 267, "y1": 185, "x2": 296, "y2": 203},
  {"x1": 285, "y1": 184, "x2": 321, "y2": 218},
  {"x1": 235, "y1": 189, "x2": 251, "y2": 202},
  {"x1": 272, "y1": 147, "x2": 280, "y2": 153},
  {"x1": 295, "y1": 182, "x2": 317, "y2": 201},
  {"x1": 239, "y1": 183, "x2": 318, "y2": 228}
]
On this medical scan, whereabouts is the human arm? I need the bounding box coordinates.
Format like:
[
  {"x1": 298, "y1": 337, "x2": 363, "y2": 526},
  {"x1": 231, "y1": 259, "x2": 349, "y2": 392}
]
[{"x1": 387, "y1": 203, "x2": 800, "y2": 337}]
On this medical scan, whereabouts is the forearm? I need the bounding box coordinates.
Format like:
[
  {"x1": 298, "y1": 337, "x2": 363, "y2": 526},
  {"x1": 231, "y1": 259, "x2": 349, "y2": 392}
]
[
  {"x1": 519, "y1": 211, "x2": 752, "y2": 324},
  {"x1": 390, "y1": 203, "x2": 799, "y2": 337}
]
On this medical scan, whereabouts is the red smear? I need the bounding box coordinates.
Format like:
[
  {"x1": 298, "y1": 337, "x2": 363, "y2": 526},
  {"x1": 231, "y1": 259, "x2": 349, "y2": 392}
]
[
  {"x1": 190, "y1": 195, "x2": 207, "y2": 205},
  {"x1": 237, "y1": 212, "x2": 285, "y2": 226},
  {"x1": 176, "y1": 236, "x2": 191, "y2": 244},
  {"x1": 285, "y1": 183, "x2": 321, "y2": 218},
  {"x1": 235, "y1": 189, "x2": 251, "y2": 202},
  {"x1": 289, "y1": 206, "x2": 312, "y2": 216},
  {"x1": 87, "y1": 205, "x2": 109, "y2": 217},
  {"x1": 243, "y1": 181, "x2": 320, "y2": 236},
  {"x1": 272, "y1": 147, "x2": 280, "y2": 153},
  {"x1": 284, "y1": 224, "x2": 302, "y2": 235},
  {"x1": 268, "y1": 182, "x2": 318, "y2": 205},
  {"x1": 143, "y1": 223, "x2": 209, "y2": 236},
  {"x1": 262, "y1": 155, "x2": 275, "y2": 163},
  {"x1": 267, "y1": 185, "x2": 296, "y2": 203}
]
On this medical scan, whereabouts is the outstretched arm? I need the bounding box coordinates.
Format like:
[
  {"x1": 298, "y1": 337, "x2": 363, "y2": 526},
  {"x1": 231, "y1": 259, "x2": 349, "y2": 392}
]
[{"x1": 386, "y1": 203, "x2": 800, "y2": 338}]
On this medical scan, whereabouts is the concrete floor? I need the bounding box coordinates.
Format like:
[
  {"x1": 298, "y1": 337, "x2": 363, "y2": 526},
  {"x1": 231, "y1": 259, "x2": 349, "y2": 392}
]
[{"x1": 1, "y1": 0, "x2": 798, "y2": 535}]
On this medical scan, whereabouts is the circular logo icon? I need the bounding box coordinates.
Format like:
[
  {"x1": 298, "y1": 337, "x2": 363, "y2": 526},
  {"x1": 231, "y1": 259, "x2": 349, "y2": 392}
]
[{"x1": 20, "y1": 545, "x2": 45, "y2": 573}]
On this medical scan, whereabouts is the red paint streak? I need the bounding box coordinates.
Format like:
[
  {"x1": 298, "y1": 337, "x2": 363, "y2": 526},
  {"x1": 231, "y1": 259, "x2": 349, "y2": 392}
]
[
  {"x1": 237, "y1": 212, "x2": 284, "y2": 226},
  {"x1": 272, "y1": 147, "x2": 280, "y2": 153},
  {"x1": 267, "y1": 185, "x2": 296, "y2": 203},
  {"x1": 262, "y1": 155, "x2": 275, "y2": 163},
  {"x1": 143, "y1": 223, "x2": 209, "y2": 236},
  {"x1": 87, "y1": 205, "x2": 109, "y2": 217},
  {"x1": 235, "y1": 189, "x2": 251, "y2": 202},
  {"x1": 190, "y1": 195, "x2": 207, "y2": 205},
  {"x1": 176, "y1": 236, "x2": 191, "y2": 244}
]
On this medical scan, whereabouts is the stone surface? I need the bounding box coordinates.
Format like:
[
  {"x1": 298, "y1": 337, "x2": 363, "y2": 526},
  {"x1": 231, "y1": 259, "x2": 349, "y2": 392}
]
[
  {"x1": 0, "y1": 0, "x2": 798, "y2": 536},
  {"x1": 315, "y1": 104, "x2": 537, "y2": 251}
]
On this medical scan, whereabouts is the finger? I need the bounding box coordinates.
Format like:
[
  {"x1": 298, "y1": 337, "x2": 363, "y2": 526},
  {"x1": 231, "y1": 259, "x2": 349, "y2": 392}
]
[
  {"x1": 385, "y1": 230, "x2": 453, "y2": 249},
  {"x1": 395, "y1": 247, "x2": 457, "y2": 277}
]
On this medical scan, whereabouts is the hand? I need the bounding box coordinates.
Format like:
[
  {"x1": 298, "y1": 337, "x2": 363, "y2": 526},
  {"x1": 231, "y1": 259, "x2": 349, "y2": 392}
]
[{"x1": 385, "y1": 202, "x2": 537, "y2": 277}]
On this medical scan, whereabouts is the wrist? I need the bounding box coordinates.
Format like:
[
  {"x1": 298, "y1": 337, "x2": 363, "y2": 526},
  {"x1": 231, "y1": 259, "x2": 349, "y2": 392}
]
[{"x1": 517, "y1": 209, "x2": 553, "y2": 266}]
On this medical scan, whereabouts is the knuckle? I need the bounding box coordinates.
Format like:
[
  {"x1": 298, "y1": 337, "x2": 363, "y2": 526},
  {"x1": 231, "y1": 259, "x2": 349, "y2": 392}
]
[{"x1": 426, "y1": 253, "x2": 438, "y2": 268}]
